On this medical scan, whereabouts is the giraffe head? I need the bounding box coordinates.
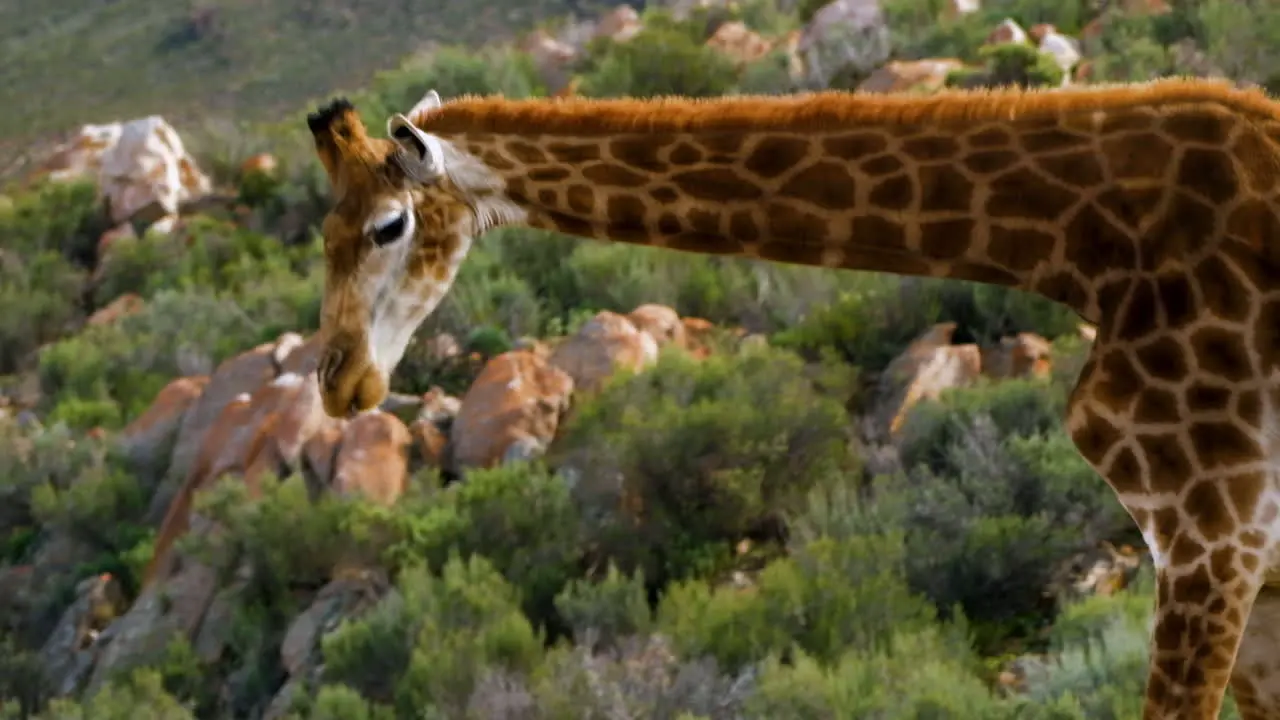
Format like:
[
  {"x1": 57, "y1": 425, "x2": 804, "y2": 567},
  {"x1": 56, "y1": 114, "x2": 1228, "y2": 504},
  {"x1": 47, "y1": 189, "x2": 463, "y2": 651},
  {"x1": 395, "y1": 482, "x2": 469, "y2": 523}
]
[{"x1": 306, "y1": 90, "x2": 524, "y2": 418}]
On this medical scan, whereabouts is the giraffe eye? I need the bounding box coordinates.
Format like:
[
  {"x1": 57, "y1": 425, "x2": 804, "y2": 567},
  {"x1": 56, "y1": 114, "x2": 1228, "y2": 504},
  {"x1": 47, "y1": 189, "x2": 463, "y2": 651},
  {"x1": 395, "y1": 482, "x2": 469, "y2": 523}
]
[{"x1": 371, "y1": 211, "x2": 408, "y2": 246}]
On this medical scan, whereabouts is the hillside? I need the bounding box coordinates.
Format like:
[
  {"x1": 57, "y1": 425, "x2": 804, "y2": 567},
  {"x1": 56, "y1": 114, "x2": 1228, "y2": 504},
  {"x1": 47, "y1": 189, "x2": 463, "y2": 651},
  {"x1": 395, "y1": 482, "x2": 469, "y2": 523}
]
[
  {"x1": 0, "y1": 0, "x2": 628, "y2": 177},
  {"x1": 3, "y1": 0, "x2": 1280, "y2": 717}
]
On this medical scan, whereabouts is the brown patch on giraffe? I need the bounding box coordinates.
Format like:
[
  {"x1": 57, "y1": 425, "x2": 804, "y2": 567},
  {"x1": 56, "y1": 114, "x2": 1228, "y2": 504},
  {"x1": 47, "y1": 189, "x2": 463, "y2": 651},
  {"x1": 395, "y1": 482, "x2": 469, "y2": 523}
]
[
  {"x1": 1170, "y1": 533, "x2": 1206, "y2": 566},
  {"x1": 851, "y1": 215, "x2": 907, "y2": 251},
  {"x1": 1186, "y1": 383, "x2": 1231, "y2": 414},
  {"x1": 1144, "y1": 192, "x2": 1220, "y2": 271},
  {"x1": 687, "y1": 208, "x2": 721, "y2": 235},
  {"x1": 963, "y1": 149, "x2": 1021, "y2": 175},
  {"x1": 1071, "y1": 405, "x2": 1124, "y2": 465},
  {"x1": 537, "y1": 188, "x2": 557, "y2": 207},
  {"x1": 987, "y1": 168, "x2": 1078, "y2": 219},
  {"x1": 1190, "y1": 327, "x2": 1253, "y2": 381},
  {"x1": 1134, "y1": 387, "x2": 1179, "y2": 424},
  {"x1": 1033, "y1": 150, "x2": 1105, "y2": 187},
  {"x1": 1034, "y1": 271, "x2": 1090, "y2": 313},
  {"x1": 566, "y1": 185, "x2": 594, "y2": 215},
  {"x1": 609, "y1": 137, "x2": 666, "y2": 171},
  {"x1": 778, "y1": 161, "x2": 858, "y2": 210},
  {"x1": 658, "y1": 213, "x2": 681, "y2": 235},
  {"x1": 1155, "y1": 272, "x2": 1197, "y2": 329},
  {"x1": 729, "y1": 210, "x2": 761, "y2": 243},
  {"x1": 650, "y1": 186, "x2": 679, "y2": 204},
  {"x1": 528, "y1": 166, "x2": 572, "y2": 183},
  {"x1": 766, "y1": 202, "x2": 829, "y2": 240},
  {"x1": 1188, "y1": 421, "x2": 1261, "y2": 470},
  {"x1": 1140, "y1": 433, "x2": 1196, "y2": 493},
  {"x1": 668, "y1": 141, "x2": 702, "y2": 166},
  {"x1": 1065, "y1": 205, "x2": 1138, "y2": 278},
  {"x1": 671, "y1": 168, "x2": 764, "y2": 202},
  {"x1": 964, "y1": 126, "x2": 1011, "y2": 147},
  {"x1": 1255, "y1": 299, "x2": 1280, "y2": 370},
  {"x1": 1101, "y1": 134, "x2": 1175, "y2": 180},
  {"x1": 698, "y1": 133, "x2": 746, "y2": 156},
  {"x1": 607, "y1": 195, "x2": 648, "y2": 228},
  {"x1": 1107, "y1": 445, "x2": 1144, "y2": 494},
  {"x1": 1185, "y1": 482, "x2": 1232, "y2": 542},
  {"x1": 582, "y1": 163, "x2": 648, "y2": 187},
  {"x1": 900, "y1": 135, "x2": 960, "y2": 162},
  {"x1": 860, "y1": 154, "x2": 903, "y2": 176},
  {"x1": 919, "y1": 219, "x2": 975, "y2": 260},
  {"x1": 1178, "y1": 148, "x2": 1238, "y2": 204},
  {"x1": 1162, "y1": 110, "x2": 1233, "y2": 144},
  {"x1": 505, "y1": 140, "x2": 548, "y2": 164},
  {"x1": 545, "y1": 141, "x2": 601, "y2": 163},
  {"x1": 745, "y1": 136, "x2": 810, "y2": 179},
  {"x1": 824, "y1": 133, "x2": 888, "y2": 158},
  {"x1": 917, "y1": 164, "x2": 973, "y2": 213},
  {"x1": 838, "y1": 248, "x2": 933, "y2": 277},
  {"x1": 986, "y1": 226, "x2": 1055, "y2": 272},
  {"x1": 1019, "y1": 127, "x2": 1091, "y2": 154},
  {"x1": 869, "y1": 175, "x2": 913, "y2": 211}
]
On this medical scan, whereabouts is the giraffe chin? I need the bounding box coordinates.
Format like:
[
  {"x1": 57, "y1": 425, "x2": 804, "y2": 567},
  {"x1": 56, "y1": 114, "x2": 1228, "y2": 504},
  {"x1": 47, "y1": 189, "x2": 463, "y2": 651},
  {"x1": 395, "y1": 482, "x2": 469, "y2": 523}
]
[{"x1": 319, "y1": 363, "x2": 388, "y2": 419}]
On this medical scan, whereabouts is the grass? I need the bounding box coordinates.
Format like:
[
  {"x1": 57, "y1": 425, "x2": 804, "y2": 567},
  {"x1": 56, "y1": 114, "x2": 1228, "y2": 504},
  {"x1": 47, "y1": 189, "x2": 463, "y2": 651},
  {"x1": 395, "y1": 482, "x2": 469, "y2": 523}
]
[{"x1": 0, "y1": 0, "x2": 608, "y2": 177}]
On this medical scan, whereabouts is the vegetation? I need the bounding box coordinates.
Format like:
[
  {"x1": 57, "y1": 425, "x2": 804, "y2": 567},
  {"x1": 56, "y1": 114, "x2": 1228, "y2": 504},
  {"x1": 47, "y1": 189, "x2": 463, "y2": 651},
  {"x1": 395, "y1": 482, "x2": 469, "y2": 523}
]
[{"x1": 1, "y1": 0, "x2": 1276, "y2": 717}]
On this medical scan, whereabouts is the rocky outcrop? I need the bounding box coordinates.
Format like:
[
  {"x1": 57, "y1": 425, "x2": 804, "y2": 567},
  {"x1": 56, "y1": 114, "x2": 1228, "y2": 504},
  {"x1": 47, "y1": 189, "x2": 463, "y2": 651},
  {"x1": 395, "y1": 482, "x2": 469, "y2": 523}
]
[{"x1": 549, "y1": 311, "x2": 659, "y2": 394}]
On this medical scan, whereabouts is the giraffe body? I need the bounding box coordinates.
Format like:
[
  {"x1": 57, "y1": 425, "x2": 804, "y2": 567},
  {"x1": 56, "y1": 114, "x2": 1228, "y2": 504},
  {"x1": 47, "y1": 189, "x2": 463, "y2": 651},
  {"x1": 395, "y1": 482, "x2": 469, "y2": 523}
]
[{"x1": 306, "y1": 79, "x2": 1280, "y2": 719}]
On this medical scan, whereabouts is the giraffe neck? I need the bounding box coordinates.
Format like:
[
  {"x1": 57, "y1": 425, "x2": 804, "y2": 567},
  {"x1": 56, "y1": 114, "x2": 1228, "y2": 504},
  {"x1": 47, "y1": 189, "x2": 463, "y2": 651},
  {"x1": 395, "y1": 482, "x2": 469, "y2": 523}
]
[{"x1": 417, "y1": 81, "x2": 1280, "y2": 324}]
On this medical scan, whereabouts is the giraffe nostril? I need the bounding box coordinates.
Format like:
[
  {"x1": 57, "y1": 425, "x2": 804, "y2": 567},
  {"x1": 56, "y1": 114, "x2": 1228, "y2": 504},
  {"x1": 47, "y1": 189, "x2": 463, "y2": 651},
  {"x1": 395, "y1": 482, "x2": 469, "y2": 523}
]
[{"x1": 317, "y1": 347, "x2": 345, "y2": 390}]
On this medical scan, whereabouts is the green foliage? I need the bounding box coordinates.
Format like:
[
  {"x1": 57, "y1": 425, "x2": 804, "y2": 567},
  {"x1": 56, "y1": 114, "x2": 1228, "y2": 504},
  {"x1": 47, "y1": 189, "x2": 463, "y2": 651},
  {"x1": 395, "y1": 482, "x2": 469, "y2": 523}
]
[
  {"x1": 553, "y1": 346, "x2": 857, "y2": 586},
  {"x1": 29, "y1": 669, "x2": 194, "y2": 719},
  {"x1": 553, "y1": 562, "x2": 652, "y2": 650},
  {"x1": 578, "y1": 12, "x2": 739, "y2": 98},
  {"x1": 321, "y1": 556, "x2": 542, "y2": 717}
]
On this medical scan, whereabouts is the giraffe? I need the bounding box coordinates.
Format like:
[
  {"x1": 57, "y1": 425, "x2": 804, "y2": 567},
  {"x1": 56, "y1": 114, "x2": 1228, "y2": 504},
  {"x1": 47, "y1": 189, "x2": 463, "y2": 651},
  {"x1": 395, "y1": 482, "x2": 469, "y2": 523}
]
[{"x1": 305, "y1": 78, "x2": 1280, "y2": 718}]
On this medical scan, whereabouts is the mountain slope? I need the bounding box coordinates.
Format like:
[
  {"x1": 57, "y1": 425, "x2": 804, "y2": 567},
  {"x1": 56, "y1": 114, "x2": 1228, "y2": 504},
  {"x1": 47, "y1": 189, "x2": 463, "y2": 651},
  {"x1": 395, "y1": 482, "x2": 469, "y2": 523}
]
[{"x1": 0, "y1": 0, "x2": 605, "y2": 172}]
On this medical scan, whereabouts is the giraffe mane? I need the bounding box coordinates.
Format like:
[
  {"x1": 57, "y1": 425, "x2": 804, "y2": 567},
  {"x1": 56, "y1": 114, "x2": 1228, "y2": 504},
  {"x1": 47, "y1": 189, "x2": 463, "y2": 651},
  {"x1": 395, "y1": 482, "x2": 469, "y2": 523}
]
[{"x1": 409, "y1": 78, "x2": 1280, "y2": 137}]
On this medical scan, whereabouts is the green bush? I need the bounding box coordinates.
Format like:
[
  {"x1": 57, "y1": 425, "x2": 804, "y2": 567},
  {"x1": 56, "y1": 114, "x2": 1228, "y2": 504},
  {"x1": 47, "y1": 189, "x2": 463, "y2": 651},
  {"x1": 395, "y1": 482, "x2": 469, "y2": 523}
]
[
  {"x1": 552, "y1": 346, "x2": 857, "y2": 586},
  {"x1": 321, "y1": 555, "x2": 543, "y2": 718},
  {"x1": 0, "y1": 249, "x2": 85, "y2": 374},
  {"x1": 579, "y1": 12, "x2": 739, "y2": 98}
]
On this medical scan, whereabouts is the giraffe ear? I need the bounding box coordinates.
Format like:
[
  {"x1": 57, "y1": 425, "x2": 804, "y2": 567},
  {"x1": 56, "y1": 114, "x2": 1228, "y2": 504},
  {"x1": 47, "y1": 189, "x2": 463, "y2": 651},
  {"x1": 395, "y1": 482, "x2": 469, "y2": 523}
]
[
  {"x1": 407, "y1": 89, "x2": 442, "y2": 119},
  {"x1": 387, "y1": 114, "x2": 446, "y2": 183}
]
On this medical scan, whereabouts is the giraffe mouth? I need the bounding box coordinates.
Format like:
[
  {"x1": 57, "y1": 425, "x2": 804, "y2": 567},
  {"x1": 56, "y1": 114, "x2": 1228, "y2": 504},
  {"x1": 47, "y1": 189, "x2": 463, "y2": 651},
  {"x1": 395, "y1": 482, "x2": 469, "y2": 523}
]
[{"x1": 316, "y1": 343, "x2": 388, "y2": 419}]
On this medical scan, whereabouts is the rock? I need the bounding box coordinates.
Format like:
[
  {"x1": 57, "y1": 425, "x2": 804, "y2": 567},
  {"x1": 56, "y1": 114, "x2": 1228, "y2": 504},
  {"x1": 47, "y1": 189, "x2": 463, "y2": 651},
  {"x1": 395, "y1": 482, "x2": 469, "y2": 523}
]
[
  {"x1": 626, "y1": 304, "x2": 686, "y2": 351},
  {"x1": 595, "y1": 5, "x2": 642, "y2": 43},
  {"x1": 39, "y1": 573, "x2": 125, "y2": 696},
  {"x1": 116, "y1": 375, "x2": 209, "y2": 490},
  {"x1": 331, "y1": 410, "x2": 413, "y2": 506},
  {"x1": 705, "y1": 21, "x2": 775, "y2": 67},
  {"x1": 27, "y1": 123, "x2": 123, "y2": 184},
  {"x1": 986, "y1": 18, "x2": 1028, "y2": 46},
  {"x1": 97, "y1": 116, "x2": 212, "y2": 234},
  {"x1": 549, "y1": 310, "x2": 658, "y2": 394},
  {"x1": 451, "y1": 349, "x2": 575, "y2": 471},
  {"x1": 261, "y1": 571, "x2": 390, "y2": 720},
  {"x1": 857, "y1": 58, "x2": 965, "y2": 94},
  {"x1": 85, "y1": 293, "x2": 144, "y2": 327},
  {"x1": 797, "y1": 0, "x2": 891, "y2": 89},
  {"x1": 239, "y1": 153, "x2": 278, "y2": 178},
  {"x1": 980, "y1": 332, "x2": 1053, "y2": 380},
  {"x1": 154, "y1": 334, "x2": 290, "y2": 523},
  {"x1": 889, "y1": 343, "x2": 982, "y2": 435}
]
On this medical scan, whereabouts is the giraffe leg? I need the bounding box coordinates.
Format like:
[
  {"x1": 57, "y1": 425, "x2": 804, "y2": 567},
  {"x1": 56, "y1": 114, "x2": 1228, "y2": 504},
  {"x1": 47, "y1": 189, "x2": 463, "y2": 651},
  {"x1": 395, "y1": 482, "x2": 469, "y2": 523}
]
[
  {"x1": 1066, "y1": 343, "x2": 1279, "y2": 719},
  {"x1": 1231, "y1": 586, "x2": 1280, "y2": 719}
]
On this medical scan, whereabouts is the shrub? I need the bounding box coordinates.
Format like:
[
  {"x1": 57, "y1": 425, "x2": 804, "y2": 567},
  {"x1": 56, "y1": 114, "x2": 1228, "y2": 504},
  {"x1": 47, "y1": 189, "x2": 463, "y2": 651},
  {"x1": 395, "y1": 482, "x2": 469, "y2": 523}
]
[
  {"x1": 0, "y1": 250, "x2": 86, "y2": 374},
  {"x1": 578, "y1": 12, "x2": 739, "y2": 98},
  {"x1": 321, "y1": 555, "x2": 543, "y2": 717},
  {"x1": 552, "y1": 346, "x2": 857, "y2": 586}
]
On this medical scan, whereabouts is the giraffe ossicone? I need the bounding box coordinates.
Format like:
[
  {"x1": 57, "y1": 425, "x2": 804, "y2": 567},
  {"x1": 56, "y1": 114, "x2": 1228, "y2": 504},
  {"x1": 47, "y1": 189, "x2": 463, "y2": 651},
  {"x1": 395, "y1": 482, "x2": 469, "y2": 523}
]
[{"x1": 306, "y1": 79, "x2": 1280, "y2": 719}]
